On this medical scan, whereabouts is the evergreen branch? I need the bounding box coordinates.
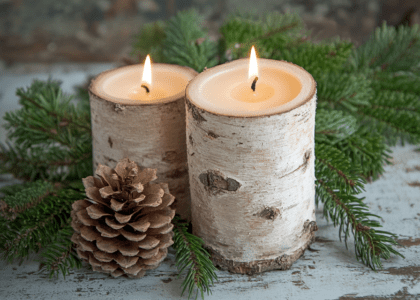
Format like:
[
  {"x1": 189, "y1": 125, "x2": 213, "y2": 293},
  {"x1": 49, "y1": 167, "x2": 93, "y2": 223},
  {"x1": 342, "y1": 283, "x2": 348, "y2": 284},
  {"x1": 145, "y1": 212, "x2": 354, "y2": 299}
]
[
  {"x1": 315, "y1": 143, "x2": 403, "y2": 269},
  {"x1": 220, "y1": 12, "x2": 307, "y2": 61},
  {"x1": 161, "y1": 9, "x2": 218, "y2": 72},
  {"x1": 0, "y1": 185, "x2": 81, "y2": 263},
  {"x1": 0, "y1": 182, "x2": 32, "y2": 197},
  {"x1": 316, "y1": 72, "x2": 372, "y2": 111},
  {"x1": 316, "y1": 179, "x2": 404, "y2": 270},
  {"x1": 37, "y1": 225, "x2": 83, "y2": 279},
  {"x1": 0, "y1": 80, "x2": 92, "y2": 181},
  {"x1": 0, "y1": 142, "x2": 92, "y2": 182},
  {"x1": 172, "y1": 217, "x2": 218, "y2": 300},
  {"x1": 18, "y1": 93, "x2": 91, "y2": 132},
  {"x1": 249, "y1": 21, "x2": 299, "y2": 43},
  {"x1": 273, "y1": 40, "x2": 354, "y2": 77},
  {"x1": 335, "y1": 128, "x2": 392, "y2": 181},
  {"x1": 315, "y1": 143, "x2": 365, "y2": 195},
  {"x1": 131, "y1": 21, "x2": 166, "y2": 63},
  {"x1": 349, "y1": 22, "x2": 420, "y2": 73},
  {"x1": 0, "y1": 181, "x2": 54, "y2": 221},
  {"x1": 351, "y1": 90, "x2": 420, "y2": 146},
  {"x1": 371, "y1": 71, "x2": 420, "y2": 95},
  {"x1": 355, "y1": 106, "x2": 420, "y2": 146},
  {"x1": 315, "y1": 109, "x2": 359, "y2": 144}
]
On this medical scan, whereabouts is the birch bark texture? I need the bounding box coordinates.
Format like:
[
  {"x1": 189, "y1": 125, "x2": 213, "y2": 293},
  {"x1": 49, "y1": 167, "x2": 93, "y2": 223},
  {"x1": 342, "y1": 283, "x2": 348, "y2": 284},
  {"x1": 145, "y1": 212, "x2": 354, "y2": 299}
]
[
  {"x1": 185, "y1": 61, "x2": 317, "y2": 274},
  {"x1": 89, "y1": 64, "x2": 197, "y2": 221}
]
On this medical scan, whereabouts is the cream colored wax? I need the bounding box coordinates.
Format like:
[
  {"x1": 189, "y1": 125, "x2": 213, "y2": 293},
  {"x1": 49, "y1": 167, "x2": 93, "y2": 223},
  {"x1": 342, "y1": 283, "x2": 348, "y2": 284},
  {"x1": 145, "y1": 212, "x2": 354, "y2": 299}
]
[
  {"x1": 91, "y1": 64, "x2": 192, "y2": 104},
  {"x1": 187, "y1": 58, "x2": 312, "y2": 117}
]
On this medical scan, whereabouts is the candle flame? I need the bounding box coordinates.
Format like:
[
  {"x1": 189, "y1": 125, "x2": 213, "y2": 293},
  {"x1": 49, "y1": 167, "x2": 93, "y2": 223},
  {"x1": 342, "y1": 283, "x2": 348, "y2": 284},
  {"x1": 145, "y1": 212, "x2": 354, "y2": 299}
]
[
  {"x1": 141, "y1": 55, "x2": 152, "y2": 86},
  {"x1": 248, "y1": 46, "x2": 258, "y2": 79}
]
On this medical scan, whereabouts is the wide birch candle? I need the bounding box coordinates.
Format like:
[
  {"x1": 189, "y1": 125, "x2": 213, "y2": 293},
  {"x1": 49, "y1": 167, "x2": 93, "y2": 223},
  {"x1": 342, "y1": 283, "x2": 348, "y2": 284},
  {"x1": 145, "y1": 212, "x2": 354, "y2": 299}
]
[
  {"x1": 186, "y1": 48, "x2": 317, "y2": 274},
  {"x1": 89, "y1": 58, "x2": 197, "y2": 220}
]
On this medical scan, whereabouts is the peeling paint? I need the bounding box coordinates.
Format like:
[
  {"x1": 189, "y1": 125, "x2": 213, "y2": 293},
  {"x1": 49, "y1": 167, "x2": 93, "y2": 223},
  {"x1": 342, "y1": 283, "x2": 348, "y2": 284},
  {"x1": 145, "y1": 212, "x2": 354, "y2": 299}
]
[{"x1": 397, "y1": 237, "x2": 420, "y2": 247}]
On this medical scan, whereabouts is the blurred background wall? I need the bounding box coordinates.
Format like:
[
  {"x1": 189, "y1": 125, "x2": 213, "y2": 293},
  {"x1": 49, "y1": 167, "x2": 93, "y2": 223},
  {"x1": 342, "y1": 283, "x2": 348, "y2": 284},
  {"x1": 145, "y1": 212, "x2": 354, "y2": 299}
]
[{"x1": 0, "y1": 0, "x2": 419, "y2": 65}]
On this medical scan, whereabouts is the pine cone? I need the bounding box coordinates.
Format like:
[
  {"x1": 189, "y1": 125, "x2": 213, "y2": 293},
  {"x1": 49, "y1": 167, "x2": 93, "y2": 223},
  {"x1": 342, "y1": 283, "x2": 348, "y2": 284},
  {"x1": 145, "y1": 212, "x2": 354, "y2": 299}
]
[{"x1": 70, "y1": 158, "x2": 175, "y2": 278}]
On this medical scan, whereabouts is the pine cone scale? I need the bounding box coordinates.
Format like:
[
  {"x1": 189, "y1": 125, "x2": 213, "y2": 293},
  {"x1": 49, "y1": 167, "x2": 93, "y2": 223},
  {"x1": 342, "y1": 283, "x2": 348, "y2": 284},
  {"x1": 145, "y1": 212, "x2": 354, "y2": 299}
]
[
  {"x1": 119, "y1": 229, "x2": 146, "y2": 242},
  {"x1": 78, "y1": 235, "x2": 97, "y2": 252},
  {"x1": 93, "y1": 250, "x2": 114, "y2": 262},
  {"x1": 110, "y1": 198, "x2": 124, "y2": 211},
  {"x1": 137, "y1": 236, "x2": 160, "y2": 250},
  {"x1": 127, "y1": 219, "x2": 150, "y2": 232},
  {"x1": 137, "y1": 247, "x2": 160, "y2": 259},
  {"x1": 96, "y1": 223, "x2": 120, "y2": 238},
  {"x1": 143, "y1": 248, "x2": 168, "y2": 266},
  {"x1": 86, "y1": 187, "x2": 109, "y2": 207},
  {"x1": 147, "y1": 223, "x2": 174, "y2": 235},
  {"x1": 86, "y1": 204, "x2": 112, "y2": 219},
  {"x1": 72, "y1": 199, "x2": 91, "y2": 211},
  {"x1": 77, "y1": 209, "x2": 97, "y2": 226},
  {"x1": 105, "y1": 217, "x2": 125, "y2": 229}
]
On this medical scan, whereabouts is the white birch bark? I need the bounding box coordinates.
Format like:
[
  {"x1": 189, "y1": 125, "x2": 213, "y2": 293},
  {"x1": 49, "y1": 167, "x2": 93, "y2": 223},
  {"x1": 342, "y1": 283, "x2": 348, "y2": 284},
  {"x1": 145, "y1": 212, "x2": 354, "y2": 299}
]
[
  {"x1": 186, "y1": 88, "x2": 318, "y2": 274},
  {"x1": 89, "y1": 67, "x2": 197, "y2": 220}
]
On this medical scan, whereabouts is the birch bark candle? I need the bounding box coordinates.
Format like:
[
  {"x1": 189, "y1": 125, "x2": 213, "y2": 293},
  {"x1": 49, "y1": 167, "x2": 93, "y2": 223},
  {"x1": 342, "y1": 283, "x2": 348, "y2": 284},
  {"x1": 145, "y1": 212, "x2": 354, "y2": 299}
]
[
  {"x1": 89, "y1": 57, "x2": 197, "y2": 220},
  {"x1": 186, "y1": 48, "x2": 318, "y2": 274}
]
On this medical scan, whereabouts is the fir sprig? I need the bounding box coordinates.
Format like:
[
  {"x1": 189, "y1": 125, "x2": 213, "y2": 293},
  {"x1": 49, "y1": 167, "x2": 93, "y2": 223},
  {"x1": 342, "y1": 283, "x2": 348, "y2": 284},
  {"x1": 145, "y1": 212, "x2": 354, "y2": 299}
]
[
  {"x1": 349, "y1": 22, "x2": 420, "y2": 73},
  {"x1": 315, "y1": 143, "x2": 404, "y2": 269},
  {"x1": 161, "y1": 9, "x2": 218, "y2": 72},
  {"x1": 173, "y1": 217, "x2": 218, "y2": 300},
  {"x1": 356, "y1": 90, "x2": 420, "y2": 145},
  {"x1": 0, "y1": 184, "x2": 82, "y2": 263},
  {"x1": 131, "y1": 21, "x2": 166, "y2": 63},
  {"x1": 0, "y1": 181, "x2": 54, "y2": 221},
  {"x1": 1, "y1": 79, "x2": 92, "y2": 181},
  {"x1": 335, "y1": 128, "x2": 392, "y2": 181},
  {"x1": 38, "y1": 224, "x2": 83, "y2": 279},
  {"x1": 219, "y1": 12, "x2": 307, "y2": 61},
  {"x1": 315, "y1": 109, "x2": 359, "y2": 144}
]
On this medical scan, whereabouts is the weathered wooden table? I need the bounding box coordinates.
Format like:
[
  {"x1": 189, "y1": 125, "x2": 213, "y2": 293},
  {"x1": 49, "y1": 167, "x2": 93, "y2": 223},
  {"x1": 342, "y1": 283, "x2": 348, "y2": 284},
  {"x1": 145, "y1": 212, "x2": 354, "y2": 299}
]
[{"x1": 0, "y1": 64, "x2": 419, "y2": 300}]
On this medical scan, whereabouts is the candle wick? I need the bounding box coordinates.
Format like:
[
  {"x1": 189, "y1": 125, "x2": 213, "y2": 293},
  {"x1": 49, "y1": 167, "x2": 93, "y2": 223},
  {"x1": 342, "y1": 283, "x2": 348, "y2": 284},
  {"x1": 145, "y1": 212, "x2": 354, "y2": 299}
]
[
  {"x1": 141, "y1": 84, "x2": 150, "y2": 94},
  {"x1": 251, "y1": 76, "x2": 258, "y2": 92}
]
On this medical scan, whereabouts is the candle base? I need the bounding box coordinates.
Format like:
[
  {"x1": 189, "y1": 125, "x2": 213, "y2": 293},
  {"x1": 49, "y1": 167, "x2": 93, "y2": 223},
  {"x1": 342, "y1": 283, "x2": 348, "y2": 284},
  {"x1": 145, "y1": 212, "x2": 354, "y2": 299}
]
[{"x1": 206, "y1": 225, "x2": 316, "y2": 275}]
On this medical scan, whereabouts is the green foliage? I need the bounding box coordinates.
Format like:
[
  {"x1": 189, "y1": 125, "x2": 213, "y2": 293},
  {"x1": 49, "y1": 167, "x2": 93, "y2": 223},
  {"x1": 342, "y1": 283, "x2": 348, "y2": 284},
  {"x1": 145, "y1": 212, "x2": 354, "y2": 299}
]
[
  {"x1": 161, "y1": 9, "x2": 218, "y2": 72},
  {"x1": 316, "y1": 72, "x2": 372, "y2": 111},
  {"x1": 348, "y1": 22, "x2": 420, "y2": 73},
  {"x1": 0, "y1": 183, "x2": 83, "y2": 265},
  {"x1": 356, "y1": 90, "x2": 420, "y2": 145},
  {"x1": 335, "y1": 128, "x2": 392, "y2": 181},
  {"x1": 315, "y1": 109, "x2": 359, "y2": 145},
  {"x1": 1, "y1": 79, "x2": 92, "y2": 181},
  {"x1": 274, "y1": 40, "x2": 354, "y2": 77},
  {"x1": 173, "y1": 217, "x2": 218, "y2": 300},
  {"x1": 38, "y1": 224, "x2": 83, "y2": 279},
  {"x1": 0, "y1": 182, "x2": 32, "y2": 197},
  {"x1": 219, "y1": 12, "x2": 307, "y2": 61},
  {"x1": 315, "y1": 144, "x2": 404, "y2": 269},
  {"x1": 0, "y1": 181, "x2": 54, "y2": 221},
  {"x1": 131, "y1": 21, "x2": 166, "y2": 63}
]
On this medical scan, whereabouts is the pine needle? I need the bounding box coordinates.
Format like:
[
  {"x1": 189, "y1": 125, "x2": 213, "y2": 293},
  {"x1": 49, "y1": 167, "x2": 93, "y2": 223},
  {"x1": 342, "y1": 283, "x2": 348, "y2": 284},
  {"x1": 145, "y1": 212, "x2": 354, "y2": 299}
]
[{"x1": 172, "y1": 217, "x2": 218, "y2": 300}]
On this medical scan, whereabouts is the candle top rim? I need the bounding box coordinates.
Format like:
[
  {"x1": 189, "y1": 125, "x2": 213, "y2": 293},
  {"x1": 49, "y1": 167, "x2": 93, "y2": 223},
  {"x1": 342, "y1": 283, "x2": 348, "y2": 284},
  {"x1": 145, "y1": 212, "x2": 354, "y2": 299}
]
[
  {"x1": 186, "y1": 58, "x2": 317, "y2": 118},
  {"x1": 89, "y1": 63, "x2": 198, "y2": 105}
]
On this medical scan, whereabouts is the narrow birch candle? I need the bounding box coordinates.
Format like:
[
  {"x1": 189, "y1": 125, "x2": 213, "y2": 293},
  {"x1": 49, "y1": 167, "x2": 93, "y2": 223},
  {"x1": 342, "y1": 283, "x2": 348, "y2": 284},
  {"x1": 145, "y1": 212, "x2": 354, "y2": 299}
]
[
  {"x1": 89, "y1": 57, "x2": 197, "y2": 220},
  {"x1": 186, "y1": 47, "x2": 317, "y2": 274}
]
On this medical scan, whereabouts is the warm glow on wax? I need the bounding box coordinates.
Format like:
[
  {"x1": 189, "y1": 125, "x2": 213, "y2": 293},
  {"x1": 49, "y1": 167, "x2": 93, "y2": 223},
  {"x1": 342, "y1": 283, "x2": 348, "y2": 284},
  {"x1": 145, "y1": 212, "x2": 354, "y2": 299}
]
[
  {"x1": 248, "y1": 46, "x2": 258, "y2": 79},
  {"x1": 142, "y1": 55, "x2": 152, "y2": 86}
]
